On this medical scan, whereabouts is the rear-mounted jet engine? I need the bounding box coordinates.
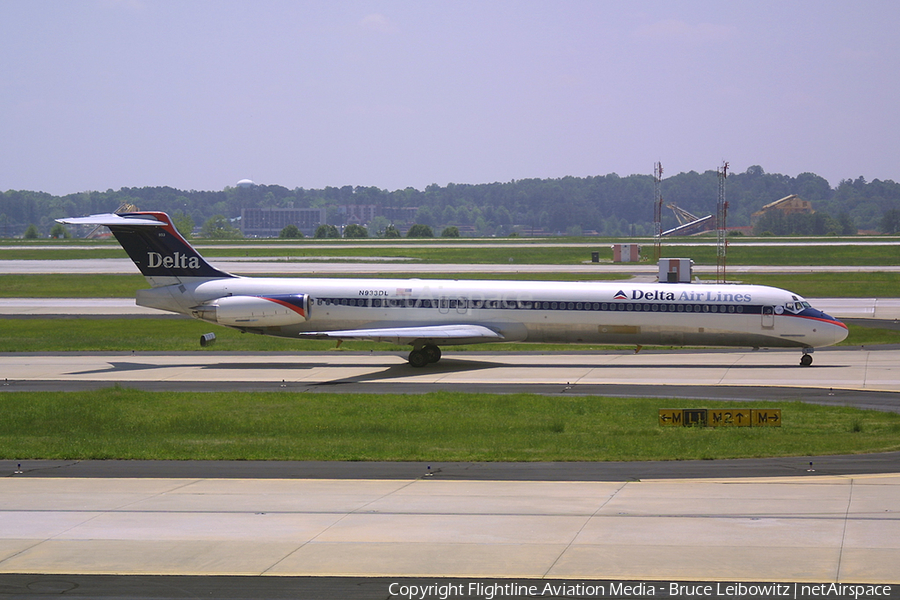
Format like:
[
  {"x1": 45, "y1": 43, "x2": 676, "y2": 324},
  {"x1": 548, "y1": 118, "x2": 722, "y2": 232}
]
[{"x1": 192, "y1": 294, "x2": 309, "y2": 327}]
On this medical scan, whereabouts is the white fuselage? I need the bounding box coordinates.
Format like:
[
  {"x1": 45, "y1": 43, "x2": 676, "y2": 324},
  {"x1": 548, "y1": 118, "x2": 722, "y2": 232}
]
[{"x1": 137, "y1": 276, "x2": 849, "y2": 349}]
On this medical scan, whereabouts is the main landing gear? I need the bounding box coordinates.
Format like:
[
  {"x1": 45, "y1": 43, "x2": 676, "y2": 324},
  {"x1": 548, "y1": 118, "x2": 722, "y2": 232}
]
[
  {"x1": 408, "y1": 344, "x2": 441, "y2": 368},
  {"x1": 800, "y1": 349, "x2": 813, "y2": 367}
]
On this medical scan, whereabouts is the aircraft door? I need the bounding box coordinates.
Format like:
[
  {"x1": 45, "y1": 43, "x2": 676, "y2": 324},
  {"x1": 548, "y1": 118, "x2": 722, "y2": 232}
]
[
  {"x1": 761, "y1": 305, "x2": 775, "y2": 329},
  {"x1": 440, "y1": 297, "x2": 468, "y2": 314}
]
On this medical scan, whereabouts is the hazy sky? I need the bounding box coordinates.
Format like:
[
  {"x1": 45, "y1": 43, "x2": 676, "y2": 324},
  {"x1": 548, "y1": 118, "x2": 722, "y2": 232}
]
[{"x1": 3, "y1": 1, "x2": 898, "y2": 196}]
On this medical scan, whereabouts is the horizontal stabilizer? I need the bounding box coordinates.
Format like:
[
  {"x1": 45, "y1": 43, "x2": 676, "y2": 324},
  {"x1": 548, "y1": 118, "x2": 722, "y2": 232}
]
[
  {"x1": 298, "y1": 323, "x2": 503, "y2": 344},
  {"x1": 57, "y1": 213, "x2": 167, "y2": 227}
]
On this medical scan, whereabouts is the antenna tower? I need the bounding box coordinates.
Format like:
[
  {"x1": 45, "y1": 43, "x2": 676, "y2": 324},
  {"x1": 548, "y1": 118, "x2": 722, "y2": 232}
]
[
  {"x1": 653, "y1": 162, "x2": 663, "y2": 262},
  {"x1": 716, "y1": 162, "x2": 729, "y2": 283}
]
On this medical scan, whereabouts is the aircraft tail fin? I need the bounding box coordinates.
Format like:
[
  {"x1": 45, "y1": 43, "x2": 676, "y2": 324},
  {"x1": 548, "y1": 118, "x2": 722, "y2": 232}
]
[{"x1": 57, "y1": 212, "x2": 235, "y2": 287}]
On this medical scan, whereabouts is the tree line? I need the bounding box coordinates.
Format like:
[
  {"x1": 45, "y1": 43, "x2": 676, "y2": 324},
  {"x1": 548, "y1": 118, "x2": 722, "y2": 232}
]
[{"x1": 3, "y1": 166, "x2": 900, "y2": 238}]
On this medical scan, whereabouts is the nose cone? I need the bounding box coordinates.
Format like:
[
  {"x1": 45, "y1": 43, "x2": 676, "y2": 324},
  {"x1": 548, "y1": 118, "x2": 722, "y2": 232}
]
[
  {"x1": 804, "y1": 308, "x2": 849, "y2": 346},
  {"x1": 824, "y1": 313, "x2": 849, "y2": 345}
]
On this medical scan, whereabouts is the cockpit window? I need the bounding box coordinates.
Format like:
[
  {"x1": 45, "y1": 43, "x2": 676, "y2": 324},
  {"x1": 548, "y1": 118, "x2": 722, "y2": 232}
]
[{"x1": 783, "y1": 301, "x2": 810, "y2": 314}]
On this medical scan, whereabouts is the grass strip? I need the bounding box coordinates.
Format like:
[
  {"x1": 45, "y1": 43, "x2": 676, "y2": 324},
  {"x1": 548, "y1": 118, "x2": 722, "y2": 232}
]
[
  {"x1": 1, "y1": 389, "x2": 898, "y2": 461},
  {"x1": 2, "y1": 240, "x2": 899, "y2": 265},
  {"x1": 733, "y1": 272, "x2": 900, "y2": 298},
  {"x1": 0, "y1": 272, "x2": 632, "y2": 298},
  {"x1": 0, "y1": 274, "x2": 149, "y2": 298},
  {"x1": 0, "y1": 318, "x2": 896, "y2": 351}
]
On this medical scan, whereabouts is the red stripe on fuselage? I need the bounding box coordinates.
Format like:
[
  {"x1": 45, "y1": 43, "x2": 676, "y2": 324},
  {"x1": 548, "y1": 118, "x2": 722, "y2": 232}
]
[
  {"x1": 263, "y1": 297, "x2": 306, "y2": 318},
  {"x1": 789, "y1": 314, "x2": 848, "y2": 329}
]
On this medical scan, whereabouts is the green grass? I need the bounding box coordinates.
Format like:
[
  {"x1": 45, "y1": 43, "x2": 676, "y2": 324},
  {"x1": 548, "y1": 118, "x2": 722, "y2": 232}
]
[
  {"x1": 0, "y1": 317, "x2": 348, "y2": 352},
  {"x1": 0, "y1": 317, "x2": 895, "y2": 351},
  {"x1": 3, "y1": 237, "x2": 900, "y2": 265},
  {"x1": 664, "y1": 243, "x2": 900, "y2": 266},
  {"x1": 0, "y1": 274, "x2": 150, "y2": 298},
  {"x1": 734, "y1": 272, "x2": 900, "y2": 298},
  {"x1": 840, "y1": 322, "x2": 900, "y2": 346},
  {"x1": 0, "y1": 273, "x2": 632, "y2": 298},
  {"x1": 1, "y1": 389, "x2": 898, "y2": 461},
  {"x1": 4, "y1": 243, "x2": 604, "y2": 263}
]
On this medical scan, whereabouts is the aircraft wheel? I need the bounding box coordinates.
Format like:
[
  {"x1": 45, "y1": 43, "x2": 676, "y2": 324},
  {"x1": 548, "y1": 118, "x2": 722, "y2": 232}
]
[
  {"x1": 408, "y1": 349, "x2": 429, "y2": 368},
  {"x1": 800, "y1": 354, "x2": 813, "y2": 367},
  {"x1": 422, "y1": 344, "x2": 442, "y2": 364}
]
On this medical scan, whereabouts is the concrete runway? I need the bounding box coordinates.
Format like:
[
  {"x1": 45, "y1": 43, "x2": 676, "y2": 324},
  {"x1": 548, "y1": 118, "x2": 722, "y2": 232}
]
[
  {"x1": 3, "y1": 347, "x2": 900, "y2": 396},
  {"x1": 1, "y1": 474, "x2": 898, "y2": 587}
]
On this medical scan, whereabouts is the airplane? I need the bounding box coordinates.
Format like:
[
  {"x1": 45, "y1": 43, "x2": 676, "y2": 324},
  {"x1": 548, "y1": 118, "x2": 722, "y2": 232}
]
[{"x1": 57, "y1": 211, "x2": 849, "y2": 367}]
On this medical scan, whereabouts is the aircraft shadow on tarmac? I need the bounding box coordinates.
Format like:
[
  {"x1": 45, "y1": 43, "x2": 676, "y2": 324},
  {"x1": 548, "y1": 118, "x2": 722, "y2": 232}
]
[
  {"x1": 71, "y1": 361, "x2": 335, "y2": 374},
  {"x1": 68, "y1": 356, "x2": 848, "y2": 388},
  {"x1": 312, "y1": 359, "x2": 855, "y2": 388},
  {"x1": 68, "y1": 358, "x2": 502, "y2": 378},
  {"x1": 76, "y1": 359, "x2": 855, "y2": 376},
  {"x1": 312, "y1": 358, "x2": 501, "y2": 386},
  {"x1": 67, "y1": 358, "x2": 503, "y2": 388}
]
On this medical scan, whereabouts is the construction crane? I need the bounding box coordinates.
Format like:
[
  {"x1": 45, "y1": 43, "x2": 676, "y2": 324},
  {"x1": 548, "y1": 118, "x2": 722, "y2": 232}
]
[
  {"x1": 667, "y1": 203, "x2": 702, "y2": 226},
  {"x1": 661, "y1": 203, "x2": 714, "y2": 237},
  {"x1": 716, "y1": 161, "x2": 729, "y2": 283},
  {"x1": 653, "y1": 162, "x2": 663, "y2": 261}
]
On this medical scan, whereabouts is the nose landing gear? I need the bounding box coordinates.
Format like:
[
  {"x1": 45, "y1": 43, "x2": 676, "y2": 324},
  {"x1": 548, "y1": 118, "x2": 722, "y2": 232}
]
[{"x1": 800, "y1": 349, "x2": 813, "y2": 366}]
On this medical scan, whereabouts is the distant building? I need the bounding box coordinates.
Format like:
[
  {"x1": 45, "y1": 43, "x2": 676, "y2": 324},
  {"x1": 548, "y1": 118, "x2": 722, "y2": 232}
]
[
  {"x1": 339, "y1": 204, "x2": 378, "y2": 224},
  {"x1": 240, "y1": 205, "x2": 421, "y2": 237},
  {"x1": 240, "y1": 207, "x2": 325, "y2": 237},
  {"x1": 751, "y1": 194, "x2": 814, "y2": 225},
  {"x1": 332, "y1": 205, "x2": 421, "y2": 226},
  {"x1": 236, "y1": 179, "x2": 256, "y2": 188},
  {"x1": 379, "y1": 206, "x2": 419, "y2": 223}
]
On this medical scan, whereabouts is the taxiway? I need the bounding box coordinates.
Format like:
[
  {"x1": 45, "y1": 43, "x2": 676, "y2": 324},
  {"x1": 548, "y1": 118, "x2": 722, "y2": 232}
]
[
  {"x1": 1, "y1": 473, "x2": 898, "y2": 585},
  {"x1": 3, "y1": 348, "x2": 900, "y2": 397}
]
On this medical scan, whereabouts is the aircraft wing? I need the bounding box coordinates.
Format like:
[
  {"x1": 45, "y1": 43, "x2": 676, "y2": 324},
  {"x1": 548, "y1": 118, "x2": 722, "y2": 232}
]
[{"x1": 298, "y1": 323, "x2": 504, "y2": 345}]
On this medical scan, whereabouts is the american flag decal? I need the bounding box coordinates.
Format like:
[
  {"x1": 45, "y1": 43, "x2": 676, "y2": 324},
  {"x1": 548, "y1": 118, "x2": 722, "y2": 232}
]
[{"x1": 396, "y1": 288, "x2": 413, "y2": 296}]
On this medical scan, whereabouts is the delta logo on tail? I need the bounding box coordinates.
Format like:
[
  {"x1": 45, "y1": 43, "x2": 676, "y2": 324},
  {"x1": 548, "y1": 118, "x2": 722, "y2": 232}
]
[{"x1": 147, "y1": 251, "x2": 202, "y2": 270}]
